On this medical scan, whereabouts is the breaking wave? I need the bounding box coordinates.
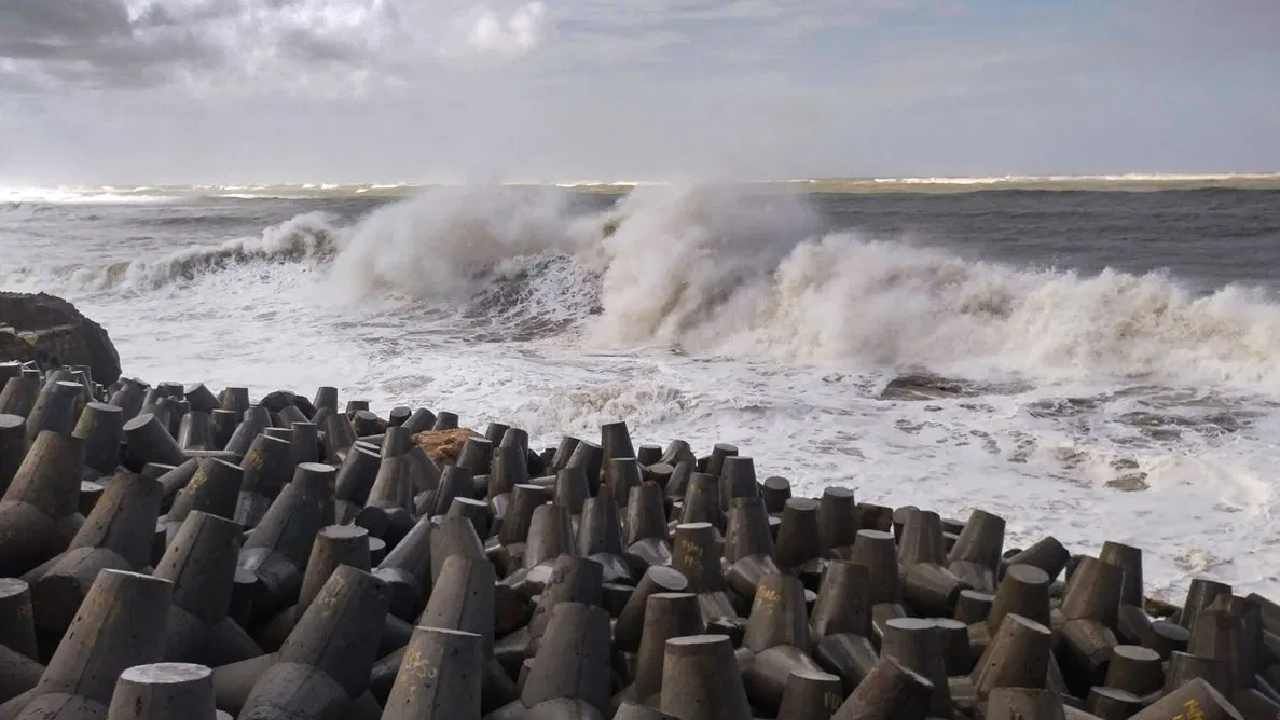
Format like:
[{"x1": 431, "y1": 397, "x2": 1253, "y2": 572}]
[
  {"x1": 24, "y1": 184, "x2": 1280, "y2": 387},
  {"x1": 64, "y1": 211, "x2": 341, "y2": 291}
]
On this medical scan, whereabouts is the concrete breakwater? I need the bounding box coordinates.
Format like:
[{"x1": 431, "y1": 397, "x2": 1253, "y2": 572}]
[{"x1": 0, "y1": 361, "x2": 1276, "y2": 720}]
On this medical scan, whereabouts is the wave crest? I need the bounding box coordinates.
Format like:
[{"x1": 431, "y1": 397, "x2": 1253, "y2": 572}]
[
  {"x1": 68, "y1": 211, "x2": 340, "y2": 291},
  {"x1": 23, "y1": 184, "x2": 1280, "y2": 389}
]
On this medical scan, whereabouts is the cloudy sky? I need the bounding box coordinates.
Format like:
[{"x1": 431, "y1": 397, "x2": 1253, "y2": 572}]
[{"x1": 1, "y1": 0, "x2": 1277, "y2": 184}]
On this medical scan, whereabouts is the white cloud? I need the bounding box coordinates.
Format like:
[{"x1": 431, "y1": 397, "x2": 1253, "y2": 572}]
[{"x1": 451, "y1": 2, "x2": 548, "y2": 59}]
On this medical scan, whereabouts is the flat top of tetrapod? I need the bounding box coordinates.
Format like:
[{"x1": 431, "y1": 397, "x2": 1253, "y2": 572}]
[
  {"x1": 297, "y1": 461, "x2": 336, "y2": 473},
  {"x1": 411, "y1": 626, "x2": 482, "y2": 638},
  {"x1": 788, "y1": 669, "x2": 842, "y2": 683},
  {"x1": 0, "y1": 414, "x2": 23, "y2": 428},
  {"x1": 121, "y1": 663, "x2": 212, "y2": 683},
  {"x1": 1088, "y1": 687, "x2": 1142, "y2": 702},
  {"x1": 319, "y1": 524, "x2": 369, "y2": 540},
  {"x1": 1001, "y1": 613, "x2": 1051, "y2": 635},
  {"x1": 1112, "y1": 645, "x2": 1161, "y2": 662},
  {"x1": 86, "y1": 402, "x2": 122, "y2": 412},
  {"x1": 123, "y1": 413, "x2": 157, "y2": 430},
  {"x1": 645, "y1": 566, "x2": 689, "y2": 591},
  {"x1": 0, "y1": 577, "x2": 29, "y2": 597},
  {"x1": 665, "y1": 634, "x2": 730, "y2": 648},
  {"x1": 1004, "y1": 564, "x2": 1050, "y2": 585},
  {"x1": 885, "y1": 617, "x2": 936, "y2": 631}
]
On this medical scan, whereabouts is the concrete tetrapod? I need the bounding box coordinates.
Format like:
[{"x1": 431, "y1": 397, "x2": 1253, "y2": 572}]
[
  {"x1": 846, "y1": 530, "x2": 898, "y2": 606},
  {"x1": 774, "y1": 498, "x2": 821, "y2": 570},
  {"x1": 235, "y1": 462, "x2": 336, "y2": 623},
  {"x1": 254, "y1": 524, "x2": 373, "y2": 652},
  {"x1": 0, "y1": 373, "x2": 41, "y2": 418},
  {"x1": 239, "y1": 565, "x2": 389, "y2": 720},
  {"x1": 811, "y1": 561, "x2": 871, "y2": 640},
  {"x1": 29, "y1": 471, "x2": 162, "y2": 641},
  {"x1": 971, "y1": 613, "x2": 1052, "y2": 701},
  {"x1": 233, "y1": 434, "x2": 294, "y2": 530},
  {"x1": 988, "y1": 564, "x2": 1051, "y2": 634},
  {"x1": 224, "y1": 405, "x2": 272, "y2": 459},
  {"x1": 24, "y1": 380, "x2": 84, "y2": 448},
  {"x1": 0, "y1": 431, "x2": 84, "y2": 576},
  {"x1": 122, "y1": 413, "x2": 184, "y2": 471},
  {"x1": 985, "y1": 688, "x2": 1066, "y2": 720},
  {"x1": 946, "y1": 509, "x2": 1005, "y2": 593},
  {"x1": 520, "y1": 603, "x2": 611, "y2": 716},
  {"x1": 0, "y1": 414, "x2": 24, "y2": 495},
  {"x1": 0, "y1": 643, "x2": 44, "y2": 706},
  {"x1": 72, "y1": 403, "x2": 123, "y2": 477},
  {"x1": 105, "y1": 663, "x2": 220, "y2": 720},
  {"x1": 816, "y1": 486, "x2": 857, "y2": 554},
  {"x1": 382, "y1": 627, "x2": 483, "y2": 720},
  {"x1": 658, "y1": 635, "x2": 751, "y2": 720},
  {"x1": 879, "y1": 618, "x2": 950, "y2": 717},
  {"x1": 11, "y1": 569, "x2": 173, "y2": 720},
  {"x1": 743, "y1": 572, "x2": 810, "y2": 653},
  {"x1": 369, "y1": 555, "x2": 497, "y2": 706},
  {"x1": 1001, "y1": 536, "x2": 1070, "y2": 582},
  {"x1": 0, "y1": 577, "x2": 39, "y2": 661},
  {"x1": 154, "y1": 511, "x2": 261, "y2": 666},
  {"x1": 576, "y1": 492, "x2": 631, "y2": 584},
  {"x1": 628, "y1": 592, "x2": 705, "y2": 705},
  {"x1": 373, "y1": 516, "x2": 433, "y2": 622},
  {"x1": 1130, "y1": 678, "x2": 1244, "y2": 720},
  {"x1": 776, "y1": 669, "x2": 844, "y2": 720},
  {"x1": 615, "y1": 566, "x2": 690, "y2": 653},
  {"x1": 831, "y1": 655, "x2": 933, "y2": 720}
]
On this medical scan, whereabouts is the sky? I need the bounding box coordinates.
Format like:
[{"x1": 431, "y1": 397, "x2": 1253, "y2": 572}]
[{"x1": 0, "y1": 0, "x2": 1277, "y2": 184}]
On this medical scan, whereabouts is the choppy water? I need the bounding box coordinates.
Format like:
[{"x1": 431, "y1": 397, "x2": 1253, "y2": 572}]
[{"x1": 3, "y1": 182, "x2": 1280, "y2": 600}]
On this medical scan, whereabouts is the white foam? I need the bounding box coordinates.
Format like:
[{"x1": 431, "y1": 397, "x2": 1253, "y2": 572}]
[{"x1": 9, "y1": 183, "x2": 1280, "y2": 600}]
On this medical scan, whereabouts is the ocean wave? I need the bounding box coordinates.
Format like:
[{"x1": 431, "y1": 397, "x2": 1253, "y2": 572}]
[
  {"x1": 588, "y1": 187, "x2": 1280, "y2": 387},
  {"x1": 23, "y1": 184, "x2": 1280, "y2": 388},
  {"x1": 65, "y1": 211, "x2": 340, "y2": 291},
  {"x1": 317, "y1": 183, "x2": 1280, "y2": 387}
]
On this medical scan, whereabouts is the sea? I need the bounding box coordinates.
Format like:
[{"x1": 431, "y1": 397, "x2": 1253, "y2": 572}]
[{"x1": 3, "y1": 175, "x2": 1279, "y2": 600}]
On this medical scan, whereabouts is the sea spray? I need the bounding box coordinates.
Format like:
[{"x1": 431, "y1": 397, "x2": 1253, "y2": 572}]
[
  {"x1": 328, "y1": 185, "x2": 602, "y2": 301},
  {"x1": 10, "y1": 183, "x2": 1280, "y2": 389}
]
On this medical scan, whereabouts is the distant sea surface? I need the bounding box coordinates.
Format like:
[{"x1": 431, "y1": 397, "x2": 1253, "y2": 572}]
[{"x1": 4, "y1": 176, "x2": 1280, "y2": 599}]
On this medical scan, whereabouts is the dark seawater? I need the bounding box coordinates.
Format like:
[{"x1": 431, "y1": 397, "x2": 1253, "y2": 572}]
[{"x1": 812, "y1": 190, "x2": 1280, "y2": 294}]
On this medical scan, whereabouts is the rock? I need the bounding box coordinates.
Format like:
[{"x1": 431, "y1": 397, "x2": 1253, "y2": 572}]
[
  {"x1": 0, "y1": 292, "x2": 121, "y2": 384},
  {"x1": 880, "y1": 374, "x2": 977, "y2": 401},
  {"x1": 411, "y1": 428, "x2": 483, "y2": 465},
  {"x1": 260, "y1": 390, "x2": 297, "y2": 413},
  {"x1": 880, "y1": 373, "x2": 1033, "y2": 402}
]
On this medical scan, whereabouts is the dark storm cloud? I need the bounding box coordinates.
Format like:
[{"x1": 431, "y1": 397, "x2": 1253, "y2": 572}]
[
  {"x1": 0, "y1": 0, "x2": 1276, "y2": 183},
  {"x1": 0, "y1": 0, "x2": 224, "y2": 87}
]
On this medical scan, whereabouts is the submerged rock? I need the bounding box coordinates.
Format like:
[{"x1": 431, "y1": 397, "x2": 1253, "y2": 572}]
[
  {"x1": 880, "y1": 373, "x2": 978, "y2": 401},
  {"x1": 0, "y1": 292, "x2": 121, "y2": 383},
  {"x1": 880, "y1": 372, "x2": 1033, "y2": 401}
]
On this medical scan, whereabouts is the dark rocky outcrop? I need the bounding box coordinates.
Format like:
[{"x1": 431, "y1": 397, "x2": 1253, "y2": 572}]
[
  {"x1": 879, "y1": 372, "x2": 1032, "y2": 401},
  {"x1": 0, "y1": 292, "x2": 121, "y2": 384},
  {"x1": 880, "y1": 373, "x2": 979, "y2": 401}
]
